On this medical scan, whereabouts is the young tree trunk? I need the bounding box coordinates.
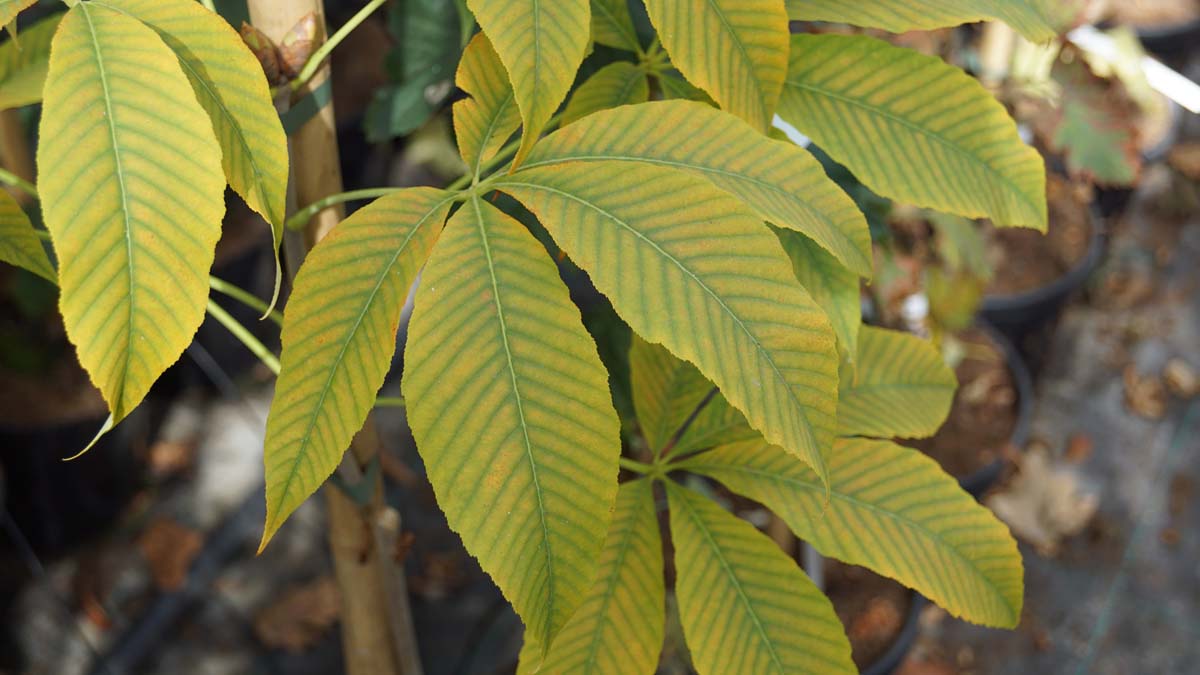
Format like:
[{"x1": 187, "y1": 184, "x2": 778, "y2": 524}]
[{"x1": 244, "y1": 3, "x2": 422, "y2": 674}]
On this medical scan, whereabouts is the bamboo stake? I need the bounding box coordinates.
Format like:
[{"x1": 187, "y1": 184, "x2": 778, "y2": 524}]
[{"x1": 245, "y1": 3, "x2": 421, "y2": 674}]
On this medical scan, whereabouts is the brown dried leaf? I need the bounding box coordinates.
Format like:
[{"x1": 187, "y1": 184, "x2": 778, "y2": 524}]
[
  {"x1": 254, "y1": 576, "x2": 341, "y2": 652},
  {"x1": 1164, "y1": 358, "x2": 1199, "y2": 398},
  {"x1": 1124, "y1": 365, "x2": 1168, "y2": 419},
  {"x1": 137, "y1": 518, "x2": 203, "y2": 591},
  {"x1": 985, "y1": 447, "x2": 1098, "y2": 556}
]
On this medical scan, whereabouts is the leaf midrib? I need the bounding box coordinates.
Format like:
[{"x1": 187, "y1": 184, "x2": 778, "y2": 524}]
[
  {"x1": 783, "y1": 70, "x2": 1040, "y2": 220},
  {"x1": 672, "y1": 486, "x2": 787, "y2": 674},
  {"x1": 684, "y1": 455, "x2": 1017, "y2": 620},
  {"x1": 270, "y1": 195, "x2": 452, "y2": 526},
  {"x1": 80, "y1": 2, "x2": 135, "y2": 415},
  {"x1": 517, "y1": 153, "x2": 870, "y2": 274},
  {"x1": 95, "y1": 0, "x2": 278, "y2": 228},
  {"x1": 498, "y1": 177, "x2": 828, "y2": 483},
  {"x1": 702, "y1": 0, "x2": 765, "y2": 124},
  {"x1": 472, "y1": 88, "x2": 515, "y2": 177},
  {"x1": 470, "y1": 193, "x2": 557, "y2": 638}
]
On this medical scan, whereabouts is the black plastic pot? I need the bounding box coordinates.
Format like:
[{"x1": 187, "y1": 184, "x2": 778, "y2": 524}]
[
  {"x1": 979, "y1": 208, "x2": 1106, "y2": 346},
  {"x1": 861, "y1": 593, "x2": 927, "y2": 675},
  {"x1": 956, "y1": 323, "x2": 1034, "y2": 498}
]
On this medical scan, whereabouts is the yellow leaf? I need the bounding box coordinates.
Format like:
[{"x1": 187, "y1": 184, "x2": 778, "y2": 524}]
[
  {"x1": 561, "y1": 61, "x2": 647, "y2": 127},
  {"x1": 643, "y1": 0, "x2": 788, "y2": 131},
  {"x1": 0, "y1": 189, "x2": 53, "y2": 282},
  {"x1": 838, "y1": 326, "x2": 956, "y2": 439},
  {"x1": 261, "y1": 188, "x2": 454, "y2": 549},
  {"x1": 666, "y1": 482, "x2": 855, "y2": 675},
  {"x1": 466, "y1": 0, "x2": 591, "y2": 167},
  {"x1": 517, "y1": 480, "x2": 664, "y2": 675},
  {"x1": 454, "y1": 32, "x2": 520, "y2": 177},
  {"x1": 682, "y1": 437, "x2": 1025, "y2": 627},
  {"x1": 778, "y1": 34, "x2": 1047, "y2": 230},
  {"x1": 774, "y1": 227, "x2": 861, "y2": 362},
  {"x1": 0, "y1": 12, "x2": 60, "y2": 110},
  {"x1": 496, "y1": 161, "x2": 839, "y2": 489},
  {"x1": 785, "y1": 0, "x2": 1060, "y2": 43},
  {"x1": 590, "y1": 0, "x2": 639, "y2": 53},
  {"x1": 38, "y1": 2, "x2": 225, "y2": 422},
  {"x1": 523, "y1": 100, "x2": 872, "y2": 277},
  {"x1": 403, "y1": 194, "x2": 621, "y2": 651},
  {"x1": 0, "y1": 0, "x2": 36, "y2": 28}
]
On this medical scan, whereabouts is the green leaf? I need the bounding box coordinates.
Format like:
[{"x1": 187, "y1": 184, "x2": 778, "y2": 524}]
[
  {"x1": 1048, "y1": 58, "x2": 1140, "y2": 186},
  {"x1": 403, "y1": 194, "x2": 621, "y2": 651},
  {"x1": 778, "y1": 34, "x2": 1047, "y2": 230},
  {"x1": 496, "y1": 161, "x2": 839, "y2": 489},
  {"x1": 517, "y1": 479, "x2": 664, "y2": 675},
  {"x1": 0, "y1": 190, "x2": 53, "y2": 282},
  {"x1": 0, "y1": 12, "x2": 60, "y2": 110},
  {"x1": 523, "y1": 100, "x2": 872, "y2": 277},
  {"x1": 657, "y1": 69, "x2": 715, "y2": 104},
  {"x1": 38, "y1": 2, "x2": 226, "y2": 422},
  {"x1": 643, "y1": 0, "x2": 788, "y2": 132},
  {"x1": 838, "y1": 326, "x2": 956, "y2": 439},
  {"x1": 682, "y1": 437, "x2": 1025, "y2": 627},
  {"x1": 261, "y1": 189, "x2": 453, "y2": 549},
  {"x1": 629, "y1": 334, "x2": 756, "y2": 457},
  {"x1": 774, "y1": 227, "x2": 860, "y2": 363},
  {"x1": 365, "y1": 77, "x2": 441, "y2": 143},
  {"x1": 666, "y1": 482, "x2": 855, "y2": 675},
  {"x1": 466, "y1": 0, "x2": 591, "y2": 166},
  {"x1": 453, "y1": 31, "x2": 521, "y2": 177},
  {"x1": 785, "y1": 0, "x2": 1060, "y2": 43},
  {"x1": 590, "y1": 0, "x2": 639, "y2": 53},
  {"x1": 97, "y1": 0, "x2": 288, "y2": 245},
  {"x1": 0, "y1": 0, "x2": 35, "y2": 28},
  {"x1": 561, "y1": 61, "x2": 648, "y2": 127},
  {"x1": 386, "y1": 0, "x2": 462, "y2": 82}
]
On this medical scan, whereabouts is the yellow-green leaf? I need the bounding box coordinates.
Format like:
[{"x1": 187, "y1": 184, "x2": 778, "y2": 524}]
[
  {"x1": 657, "y1": 70, "x2": 716, "y2": 104},
  {"x1": 778, "y1": 34, "x2": 1047, "y2": 230},
  {"x1": 590, "y1": 0, "x2": 639, "y2": 53},
  {"x1": 496, "y1": 161, "x2": 839, "y2": 489},
  {"x1": 630, "y1": 335, "x2": 756, "y2": 458},
  {"x1": 643, "y1": 0, "x2": 788, "y2": 132},
  {"x1": 454, "y1": 32, "x2": 520, "y2": 176},
  {"x1": 785, "y1": 0, "x2": 1059, "y2": 43},
  {"x1": 97, "y1": 0, "x2": 288, "y2": 243},
  {"x1": 561, "y1": 61, "x2": 647, "y2": 127},
  {"x1": 0, "y1": 12, "x2": 60, "y2": 110},
  {"x1": 261, "y1": 189, "x2": 453, "y2": 549},
  {"x1": 666, "y1": 482, "x2": 855, "y2": 675},
  {"x1": 403, "y1": 194, "x2": 621, "y2": 651},
  {"x1": 466, "y1": 0, "x2": 590, "y2": 167},
  {"x1": 523, "y1": 100, "x2": 872, "y2": 277},
  {"x1": 0, "y1": 0, "x2": 35, "y2": 28},
  {"x1": 517, "y1": 479, "x2": 664, "y2": 675},
  {"x1": 682, "y1": 437, "x2": 1025, "y2": 627},
  {"x1": 0, "y1": 190, "x2": 53, "y2": 282},
  {"x1": 38, "y1": 2, "x2": 225, "y2": 422},
  {"x1": 774, "y1": 227, "x2": 860, "y2": 362},
  {"x1": 838, "y1": 326, "x2": 956, "y2": 439}
]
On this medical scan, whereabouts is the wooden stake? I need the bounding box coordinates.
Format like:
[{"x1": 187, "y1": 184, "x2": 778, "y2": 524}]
[{"x1": 245, "y1": 2, "x2": 421, "y2": 674}]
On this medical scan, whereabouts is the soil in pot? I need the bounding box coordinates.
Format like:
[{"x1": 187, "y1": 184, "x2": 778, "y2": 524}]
[
  {"x1": 822, "y1": 559, "x2": 913, "y2": 672},
  {"x1": 985, "y1": 175, "x2": 1092, "y2": 297},
  {"x1": 905, "y1": 328, "x2": 1018, "y2": 482}
]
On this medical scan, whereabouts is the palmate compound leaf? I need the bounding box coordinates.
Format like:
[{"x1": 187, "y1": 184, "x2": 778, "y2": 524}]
[
  {"x1": 97, "y1": 0, "x2": 288, "y2": 274},
  {"x1": 522, "y1": 100, "x2": 872, "y2": 278},
  {"x1": 560, "y1": 61, "x2": 648, "y2": 127},
  {"x1": 774, "y1": 227, "x2": 860, "y2": 363},
  {"x1": 516, "y1": 479, "x2": 664, "y2": 675},
  {"x1": 785, "y1": 0, "x2": 1060, "y2": 43},
  {"x1": 629, "y1": 334, "x2": 757, "y2": 458},
  {"x1": 590, "y1": 0, "x2": 640, "y2": 53},
  {"x1": 0, "y1": 12, "x2": 61, "y2": 111},
  {"x1": 402, "y1": 194, "x2": 621, "y2": 653},
  {"x1": 778, "y1": 34, "x2": 1048, "y2": 231},
  {"x1": 681, "y1": 437, "x2": 1025, "y2": 627},
  {"x1": 0, "y1": 0, "x2": 36, "y2": 29},
  {"x1": 38, "y1": 1, "x2": 225, "y2": 423},
  {"x1": 0, "y1": 189, "x2": 53, "y2": 282},
  {"x1": 261, "y1": 189, "x2": 454, "y2": 549},
  {"x1": 454, "y1": 32, "x2": 521, "y2": 177},
  {"x1": 666, "y1": 482, "x2": 855, "y2": 675},
  {"x1": 643, "y1": 0, "x2": 788, "y2": 132},
  {"x1": 838, "y1": 326, "x2": 957, "y2": 439},
  {"x1": 466, "y1": 0, "x2": 591, "y2": 167},
  {"x1": 495, "y1": 161, "x2": 839, "y2": 488}
]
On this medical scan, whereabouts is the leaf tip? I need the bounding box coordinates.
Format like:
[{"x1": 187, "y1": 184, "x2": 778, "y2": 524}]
[{"x1": 62, "y1": 414, "x2": 114, "y2": 461}]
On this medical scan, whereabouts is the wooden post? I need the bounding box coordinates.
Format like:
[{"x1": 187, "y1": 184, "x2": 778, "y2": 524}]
[{"x1": 245, "y1": 3, "x2": 422, "y2": 674}]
